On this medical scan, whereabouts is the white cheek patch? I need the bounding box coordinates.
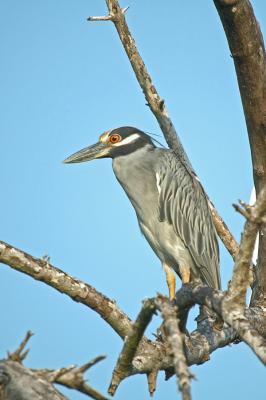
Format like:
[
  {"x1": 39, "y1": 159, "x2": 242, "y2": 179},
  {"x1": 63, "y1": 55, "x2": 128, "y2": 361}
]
[{"x1": 113, "y1": 133, "x2": 140, "y2": 146}]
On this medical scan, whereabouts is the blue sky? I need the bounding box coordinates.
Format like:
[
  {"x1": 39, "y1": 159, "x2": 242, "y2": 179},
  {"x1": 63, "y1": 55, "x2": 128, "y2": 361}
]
[{"x1": 1, "y1": 1, "x2": 265, "y2": 399}]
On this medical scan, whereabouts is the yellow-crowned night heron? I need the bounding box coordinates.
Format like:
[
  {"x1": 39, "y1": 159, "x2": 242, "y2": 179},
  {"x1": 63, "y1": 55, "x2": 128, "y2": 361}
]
[{"x1": 64, "y1": 127, "x2": 221, "y2": 300}]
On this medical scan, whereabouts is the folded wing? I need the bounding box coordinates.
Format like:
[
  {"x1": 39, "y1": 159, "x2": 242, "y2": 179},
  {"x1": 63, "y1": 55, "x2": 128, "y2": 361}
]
[{"x1": 157, "y1": 151, "x2": 221, "y2": 289}]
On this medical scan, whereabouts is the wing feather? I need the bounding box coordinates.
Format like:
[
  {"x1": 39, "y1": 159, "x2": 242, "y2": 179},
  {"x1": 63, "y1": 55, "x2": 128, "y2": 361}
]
[{"x1": 157, "y1": 151, "x2": 221, "y2": 289}]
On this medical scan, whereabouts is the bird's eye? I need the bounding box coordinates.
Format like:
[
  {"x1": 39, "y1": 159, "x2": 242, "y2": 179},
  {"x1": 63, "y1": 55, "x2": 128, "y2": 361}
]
[{"x1": 109, "y1": 134, "x2": 121, "y2": 144}]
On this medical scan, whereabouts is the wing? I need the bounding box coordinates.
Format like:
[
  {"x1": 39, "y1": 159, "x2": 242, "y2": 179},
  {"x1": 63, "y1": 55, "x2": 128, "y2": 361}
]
[{"x1": 157, "y1": 151, "x2": 220, "y2": 289}]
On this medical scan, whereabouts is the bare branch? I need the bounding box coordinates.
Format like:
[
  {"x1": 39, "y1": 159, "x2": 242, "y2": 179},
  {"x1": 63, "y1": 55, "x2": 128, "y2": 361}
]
[
  {"x1": 156, "y1": 297, "x2": 192, "y2": 400},
  {"x1": 34, "y1": 356, "x2": 108, "y2": 400},
  {"x1": 3, "y1": 333, "x2": 108, "y2": 399},
  {"x1": 7, "y1": 330, "x2": 34, "y2": 363},
  {"x1": 213, "y1": 0, "x2": 266, "y2": 190},
  {"x1": 108, "y1": 299, "x2": 156, "y2": 396},
  {"x1": 233, "y1": 203, "x2": 250, "y2": 219},
  {"x1": 147, "y1": 369, "x2": 159, "y2": 396},
  {"x1": 87, "y1": 6, "x2": 128, "y2": 22},
  {"x1": 209, "y1": 202, "x2": 239, "y2": 259},
  {"x1": 174, "y1": 284, "x2": 266, "y2": 365},
  {"x1": 79, "y1": 355, "x2": 107, "y2": 372},
  {"x1": 214, "y1": 0, "x2": 266, "y2": 307},
  {"x1": 1, "y1": 240, "x2": 264, "y2": 375},
  {"x1": 87, "y1": 14, "x2": 113, "y2": 22},
  {"x1": 226, "y1": 187, "x2": 266, "y2": 308},
  {"x1": 0, "y1": 240, "x2": 233, "y2": 375},
  {"x1": 0, "y1": 360, "x2": 67, "y2": 400},
  {"x1": 0, "y1": 240, "x2": 131, "y2": 340}
]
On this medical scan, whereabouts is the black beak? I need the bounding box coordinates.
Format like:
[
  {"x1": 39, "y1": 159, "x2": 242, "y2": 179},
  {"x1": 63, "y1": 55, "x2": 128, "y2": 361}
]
[{"x1": 63, "y1": 142, "x2": 108, "y2": 164}]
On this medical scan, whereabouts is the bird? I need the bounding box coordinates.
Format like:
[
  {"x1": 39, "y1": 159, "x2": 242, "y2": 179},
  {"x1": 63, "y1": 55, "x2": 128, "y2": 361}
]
[{"x1": 64, "y1": 126, "x2": 221, "y2": 304}]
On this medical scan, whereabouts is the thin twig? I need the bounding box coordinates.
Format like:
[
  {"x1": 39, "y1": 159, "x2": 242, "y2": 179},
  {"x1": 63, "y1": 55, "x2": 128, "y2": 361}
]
[
  {"x1": 34, "y1": 356, "x2": 108, "y2": 400},
  {"x1": 7, "y1": 330, "x2": 34, "y2": 362},
  {"x1": 226, "y1": 187, "x2": 266, "y2": 308},
  {"x1": 87, "y1": 6, "x2": 128, "y2": 22},
  {"x1": 147, "y1": 369, "x2": 159, "y2": 397},
  {"x1": 233, "y1": 203, "x2": 250, "y2": 219},
  {"x1": 79, "y1": 355, "x2": 106, "y2": 372},
  {"x1": 209, "y1": 202, "x2": 239, "y2": 259},
  {"x1": 108, "y1": 299, "x2": 156, "y2": 396},
  {"x1": 87, "y1": 14, "x2": 113, "y2": 22}
]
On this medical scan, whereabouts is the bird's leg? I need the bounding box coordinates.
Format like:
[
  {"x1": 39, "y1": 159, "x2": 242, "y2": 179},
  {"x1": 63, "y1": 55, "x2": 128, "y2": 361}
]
[
  {"x1": 163, "y1": 263, "x2": 176, "y2": 301},
  {"x1": 179, "y1": 265, "x2": 190, "y2": 284},
  {"x1": 161, "y1": 263, "x2": 189, "y2": 335}
]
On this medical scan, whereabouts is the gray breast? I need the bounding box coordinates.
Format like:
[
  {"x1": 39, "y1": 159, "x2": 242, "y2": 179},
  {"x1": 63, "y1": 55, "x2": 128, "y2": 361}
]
[
  {"x1": 112, "y1": 145, "x2": 194, "y2": 275},
  {"x1": 112, "y1": 145, "x2": 159, "y2": 222}
]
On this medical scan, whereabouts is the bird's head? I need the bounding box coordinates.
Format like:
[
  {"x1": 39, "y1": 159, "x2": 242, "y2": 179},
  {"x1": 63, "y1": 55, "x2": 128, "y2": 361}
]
[{"x1": 63, "y1": 126, "x2": 155, "y2": 164}]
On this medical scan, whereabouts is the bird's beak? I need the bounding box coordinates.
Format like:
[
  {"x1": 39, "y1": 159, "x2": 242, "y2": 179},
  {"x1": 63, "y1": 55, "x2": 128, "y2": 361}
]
[{"x1": 63, "y1": 141, "x2": 108, "y2": 164}]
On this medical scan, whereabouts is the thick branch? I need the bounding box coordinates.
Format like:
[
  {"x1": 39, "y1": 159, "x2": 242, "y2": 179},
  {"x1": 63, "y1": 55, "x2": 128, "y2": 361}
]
[
  {"x1": 1, "y1": 240, "x2": 265, "y2": 371},
  {"x1": 214, "y1": 0, "x2": 266, "y2": 190},
  {"x1": 156, "y1": 297, "x2": 192, "y2": 400},
  {"x1": 174, "y1": 284, "x2": 266, "y2": 364},
  {"x1": 214, "y1": 0, "x2": 266, "y2": 306},
  {"x1": 0, "y1": 360, "x2": 67, "y2": 400},
  {"x1": 0, "y1": 241, "x2": 242, "y2": 379},
  {"x1": 0, "y1": 241, "x2": 131, "y2": 339}
]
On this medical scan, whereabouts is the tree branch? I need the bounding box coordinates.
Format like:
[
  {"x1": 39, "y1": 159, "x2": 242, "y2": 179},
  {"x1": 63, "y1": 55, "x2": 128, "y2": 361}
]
[
  {"x1": 0, "y1": 241, "x2": 131, "y2": 340},
  {"x1": 34, "y1": 356, "x2": 108, "y2": 400},
  {"x1": 174, "y1": 284, "x2": 266, "y2": 365},
  {"x1": 156, "y1": 297, "x2": 192, "y2": 400},
  {"x1": 213, "y1": 0, "x2": 266, "y2": 307},
  {"x1": 7, "y1": 330, "x2": 34, "y2": 363},
  {"x1": 0, "y1": 360, "x2": 67, "y2": 400},
  {"x1": 108, "y1": 299, "x2": 156, "y2": 396},
  {"x1": 87, "y1": 6, "x2": 129, "y2": 22},
  {"x1": 0, "y1": 241, "x2": 244, "y2": 382},
  {"x1": 227, "y1": 187, "x2": 266, "y2": 309},
  {"x1": 2, "y1": 333, "x2": 108, "y2": 400}
]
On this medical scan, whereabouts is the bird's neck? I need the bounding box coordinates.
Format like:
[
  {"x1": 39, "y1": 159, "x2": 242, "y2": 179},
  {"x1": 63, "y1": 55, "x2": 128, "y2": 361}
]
[{"x1": 112, "y1": 144, "x2": 159, "y2": 218}]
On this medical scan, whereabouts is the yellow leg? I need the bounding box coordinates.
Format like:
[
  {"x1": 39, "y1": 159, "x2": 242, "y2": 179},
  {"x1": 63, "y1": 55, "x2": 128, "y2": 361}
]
[
  {"x1": 179, "y1": 265, "x2": 190, "y2": 284},
  {"x1": 163, "y1": 264, "x2": 176, "y2": 301}
]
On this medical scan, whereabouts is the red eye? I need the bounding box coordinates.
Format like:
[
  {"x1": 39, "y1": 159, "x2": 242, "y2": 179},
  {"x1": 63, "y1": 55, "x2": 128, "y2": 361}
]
[{"x1": 109, "y1": 134, "x2": 121, "y2": 144}]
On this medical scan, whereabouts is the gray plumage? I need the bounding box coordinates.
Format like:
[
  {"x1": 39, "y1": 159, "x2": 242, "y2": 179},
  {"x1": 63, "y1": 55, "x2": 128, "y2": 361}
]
[
  {"x1": 64, "y1": 126, "x2": 221, "y2": 296},
  {"x1": 113, "y1": 145, "x2": 220, "y2": 290}
]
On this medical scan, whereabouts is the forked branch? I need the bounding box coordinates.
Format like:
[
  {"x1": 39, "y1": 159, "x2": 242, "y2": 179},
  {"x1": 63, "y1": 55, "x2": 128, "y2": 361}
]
[{"x1": 2, "y1": 333, "x2": 108, "y2": 400}]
